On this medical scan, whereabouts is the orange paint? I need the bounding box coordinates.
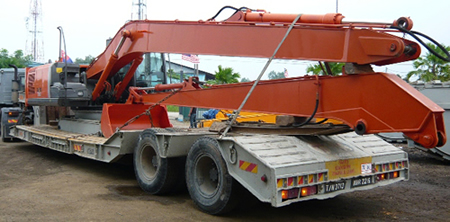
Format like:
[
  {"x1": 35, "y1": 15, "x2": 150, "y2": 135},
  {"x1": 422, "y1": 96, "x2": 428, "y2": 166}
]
[
  {"x1": 127, "y1": 73, "x2": 445, "y2": 148},
  {"x1": 100, "y1": 103, "x2": 172, "y2": 138},
  {"x1": 86, "y1": 16, "x2": 420, "y2": 100},
  {"x1": 26, "y1": 63, "x2": 52, "y2": 103}
]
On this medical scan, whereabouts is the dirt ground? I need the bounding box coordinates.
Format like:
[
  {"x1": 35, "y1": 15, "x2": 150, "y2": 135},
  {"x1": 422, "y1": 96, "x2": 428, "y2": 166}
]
[{"x1": 0, "y1": 119, "x2": 449, "y2": 221}]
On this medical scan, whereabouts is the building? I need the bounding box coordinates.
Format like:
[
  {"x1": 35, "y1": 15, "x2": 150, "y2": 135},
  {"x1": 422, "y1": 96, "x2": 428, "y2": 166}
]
[{"x1": 165, "y1": 61, "x2": 215, "y2": 84}]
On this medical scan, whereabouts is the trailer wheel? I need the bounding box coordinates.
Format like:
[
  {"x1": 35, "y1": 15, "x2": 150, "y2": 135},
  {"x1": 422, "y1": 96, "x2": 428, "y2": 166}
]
[
  {"x1": 186, "y1": 137, "x2": 238, "y2": 215},
  {"x1": 134, "y1": 129, "x2": 179, "y2": 195}
]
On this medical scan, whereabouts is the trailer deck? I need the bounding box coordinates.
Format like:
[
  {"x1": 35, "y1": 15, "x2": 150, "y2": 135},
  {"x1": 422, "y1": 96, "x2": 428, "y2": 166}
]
[{"x1": 11, "y1": 124, "x2": 409, "y2": 207}]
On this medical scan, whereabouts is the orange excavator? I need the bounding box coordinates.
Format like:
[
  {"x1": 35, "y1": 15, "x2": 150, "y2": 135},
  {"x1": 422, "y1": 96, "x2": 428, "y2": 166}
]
[{"x1": 14, "y1": 7, "x2": 449, "y2": 214}]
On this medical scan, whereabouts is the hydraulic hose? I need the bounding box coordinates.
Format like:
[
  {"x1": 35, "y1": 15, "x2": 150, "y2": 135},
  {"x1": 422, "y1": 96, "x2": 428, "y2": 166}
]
[
  {"x1": 293, "y1": 75, "x2": 321, "y2": 127},
  {"x1": 292, "y1": 98, "x2": 319, "y2": 127},
  {"x1": 391, "y1": 25, "x2": 450, "y2": 62},
  {"x1": 208, "y1": 6, "x2": 251, "y2": 21}
]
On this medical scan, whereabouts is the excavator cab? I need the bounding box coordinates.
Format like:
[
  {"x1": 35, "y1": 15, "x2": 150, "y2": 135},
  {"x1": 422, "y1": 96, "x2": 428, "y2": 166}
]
[
  {"x1": 92, "y1": 52, "x2": 167, "y2": 103},
  {"x1": 134, "y1": 53, "x2": 167, "y2": 88}
]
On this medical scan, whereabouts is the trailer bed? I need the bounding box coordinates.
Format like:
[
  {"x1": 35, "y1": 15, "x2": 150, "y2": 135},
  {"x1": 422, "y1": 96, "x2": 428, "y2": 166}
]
[{"x1": 11, "y1": 124, "x2": 409, "y2": 208}]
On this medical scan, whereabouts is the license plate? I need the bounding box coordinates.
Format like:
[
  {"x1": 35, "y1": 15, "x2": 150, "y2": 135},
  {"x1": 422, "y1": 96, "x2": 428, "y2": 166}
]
[
  {"x1": 351, "y1": 176, "x2": 373, "y2": 188},
  {"x1": 324, "y1": 181, "x2": 346, "y2": 193}
]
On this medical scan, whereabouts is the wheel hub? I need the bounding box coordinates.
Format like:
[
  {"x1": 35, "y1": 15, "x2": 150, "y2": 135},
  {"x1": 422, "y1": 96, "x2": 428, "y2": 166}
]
[
  {"x1": 195, "y1": 155, "x2": 219, "y2": 197},
  {"x1": 209, "y1": 167, "x2": 218, "y2": 182},
  {"x1": 141, "y1": 145, "x2": 158, "y2": 180}
]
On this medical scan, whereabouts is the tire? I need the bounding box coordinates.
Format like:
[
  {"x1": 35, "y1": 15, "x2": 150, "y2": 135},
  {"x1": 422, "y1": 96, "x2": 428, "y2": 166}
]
[
  {"x1": 1, "y1": 125, "x2": 9, "y2": 143},
  {"x1": 186, "y1": 137, "x2": 238, "y2": 215},
  {"x1": 134, "y1": 129, "x2": 180, "y2": 195}
]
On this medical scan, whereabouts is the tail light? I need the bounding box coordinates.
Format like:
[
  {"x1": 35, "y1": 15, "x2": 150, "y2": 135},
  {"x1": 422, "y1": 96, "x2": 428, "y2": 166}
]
[
  {"x1": 281, "y1": 188, "x2": 300, "y2": 200},
  {"x1": 8, "y1": 111, "x2": 19, "y2": 117},
  {"x1": 300, "y1": 186, "x2": 317, "y2": 197}
]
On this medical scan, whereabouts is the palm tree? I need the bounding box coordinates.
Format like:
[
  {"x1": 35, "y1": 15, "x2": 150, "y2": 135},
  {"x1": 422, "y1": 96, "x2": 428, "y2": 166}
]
[
  {"x1": 306, "y1": 62, "x2": 344, "y2": 76},
  {"x1": 406, "y1": 43, "x2": 450, "y2": 82},
  {"x1": 208, "y1": 65, "x2": 241, "y2": 84}
]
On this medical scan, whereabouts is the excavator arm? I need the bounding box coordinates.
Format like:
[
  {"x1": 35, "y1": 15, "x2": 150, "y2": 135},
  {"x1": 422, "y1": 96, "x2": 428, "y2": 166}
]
[
  {"x1": 86, "y1": 9, "x2": 446, "y2": 149},
  {"x1": 122, "y1": 73, "x2": 445, "y2": 149}
]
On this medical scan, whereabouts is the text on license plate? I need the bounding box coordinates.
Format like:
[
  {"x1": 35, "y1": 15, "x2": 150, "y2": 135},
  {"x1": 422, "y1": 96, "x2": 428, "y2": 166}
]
[
  {"x1": 324, "y1": 181, "x2": 346, "y2": 193},
  {"x1": 351, "y1": 176, "x2": 373, "y2": 188}
]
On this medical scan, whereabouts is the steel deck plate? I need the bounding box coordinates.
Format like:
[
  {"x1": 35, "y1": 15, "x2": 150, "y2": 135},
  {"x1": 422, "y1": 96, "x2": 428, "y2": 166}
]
[
  {"x1": 230, "y1": 132, "x2": 403, "y2": 168},
  {"x1": 15, "y1": 125, "x2": 108, "y2": 144}
]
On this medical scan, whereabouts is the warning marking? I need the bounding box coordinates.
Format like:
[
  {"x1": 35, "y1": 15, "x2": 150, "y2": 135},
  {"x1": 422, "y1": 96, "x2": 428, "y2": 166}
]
[
  {"x1": 7, "y1": 119, "x2": 18, "y2": 123},
  {"x1": 277, "y1": 179, "x2": 284, "y2": 188},
  {"x1": 298, "y1": 176, "x2": 304, "y2": 185},
  {"x1": 74, "y1": 144, "x2": 83, "y2": 152},
  {"x1": 308, "y1": 174, "x2": 315, "y2": 184},
  {"x1": 287, "y1": 177, "x2": 294, "y2": 186},
  {"x1": 239, "y1": 160, "x2": 258, "y2": 174},
  {"x1": 318, "y1": 173, "x2": 324, "y2": 182}
]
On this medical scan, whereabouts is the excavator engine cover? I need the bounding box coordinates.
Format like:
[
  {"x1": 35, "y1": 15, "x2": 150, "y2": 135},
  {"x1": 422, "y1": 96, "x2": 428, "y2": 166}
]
[{"x1": 26, "y1": 62, "x2": 90, "y2": 106}]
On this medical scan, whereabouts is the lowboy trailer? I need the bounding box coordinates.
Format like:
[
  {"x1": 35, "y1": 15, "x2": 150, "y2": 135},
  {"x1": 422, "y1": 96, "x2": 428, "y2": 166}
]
[{"x1": 8, "y1": 7, "x2": 449, "y2": 214}]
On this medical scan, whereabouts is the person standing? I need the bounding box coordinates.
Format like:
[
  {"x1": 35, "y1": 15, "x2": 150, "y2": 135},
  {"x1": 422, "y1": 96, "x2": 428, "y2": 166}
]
[{"x1": 189, "y1": 107, "x2": 197, "y2": 128}]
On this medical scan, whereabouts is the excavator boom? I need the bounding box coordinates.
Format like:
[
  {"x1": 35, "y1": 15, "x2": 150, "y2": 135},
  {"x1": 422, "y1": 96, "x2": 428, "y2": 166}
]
[{"x1": 86, "y1": 11, "x2": 420, "y2": 100}]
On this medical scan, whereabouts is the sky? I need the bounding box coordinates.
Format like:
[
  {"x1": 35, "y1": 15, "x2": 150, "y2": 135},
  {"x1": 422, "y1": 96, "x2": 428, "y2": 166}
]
[{"x1": 1, "y1": 0, "x2": 449, "y2": 80}]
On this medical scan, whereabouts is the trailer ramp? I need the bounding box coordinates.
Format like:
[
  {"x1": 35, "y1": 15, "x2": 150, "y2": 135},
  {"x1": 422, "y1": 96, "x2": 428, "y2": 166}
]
[{"x1": 219, "y1": 132, "x2": 409, "y2": 207}]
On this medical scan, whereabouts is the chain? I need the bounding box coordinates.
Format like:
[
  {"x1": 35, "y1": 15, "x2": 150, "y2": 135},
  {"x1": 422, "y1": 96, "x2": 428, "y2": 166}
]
[{"x1": 116, "y1": 89, "x2": 180, "y2": 132}]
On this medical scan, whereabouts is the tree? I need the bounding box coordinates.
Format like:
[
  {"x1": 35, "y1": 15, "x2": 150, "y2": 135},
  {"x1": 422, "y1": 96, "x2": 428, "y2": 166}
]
[
  {"x1": 406, "y1": 43, "x2": 450, "y2": 82},
  {"x1": 306, "y1": 62, "x2": 344, "y2": 76},
  {"x1": 207, "y1": 65, "x2": 240, "y2": 84},
  {"x1": 167, "y1": 69, "x2": 181, "y2": 82},
  {"x1": 74, "y1": 55, "x2": 95, "y2": 64},
  {"x1": 0, "y1": 49, "x2": 33, "y2": 68},
  {"x1": 268, "y1": 70, "x2": 285, "y2": 79},
  {"x1": 240, "y1": 77, "x2": 251, "y2": 82}
]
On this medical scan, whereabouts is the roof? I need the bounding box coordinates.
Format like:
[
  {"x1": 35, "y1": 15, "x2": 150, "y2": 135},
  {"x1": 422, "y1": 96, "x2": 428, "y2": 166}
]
[{"x1": 166, "y1": 61, "x2": 215, "y2": 80}]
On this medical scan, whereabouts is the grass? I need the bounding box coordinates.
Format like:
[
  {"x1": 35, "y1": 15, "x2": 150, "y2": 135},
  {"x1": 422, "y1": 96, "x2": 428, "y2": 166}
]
[{"x1": 166, "y1": 105, "x2": 179, "y2": 112}]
